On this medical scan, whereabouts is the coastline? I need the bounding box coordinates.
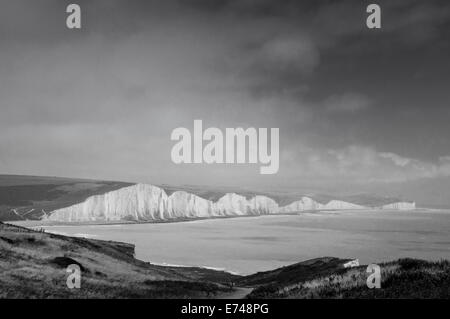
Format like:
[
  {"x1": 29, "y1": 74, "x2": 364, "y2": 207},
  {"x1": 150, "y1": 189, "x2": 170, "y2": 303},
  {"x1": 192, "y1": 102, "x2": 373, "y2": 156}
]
[{"x1": 10, "y1": 208, "x2": 447, "y2": 229}]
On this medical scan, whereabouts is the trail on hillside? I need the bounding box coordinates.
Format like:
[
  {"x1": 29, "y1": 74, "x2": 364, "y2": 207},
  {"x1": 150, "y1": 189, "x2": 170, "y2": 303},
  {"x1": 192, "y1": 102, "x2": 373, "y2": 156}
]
[{"x1": 216, "y1": 287, "x2": 253, "y2": 299}]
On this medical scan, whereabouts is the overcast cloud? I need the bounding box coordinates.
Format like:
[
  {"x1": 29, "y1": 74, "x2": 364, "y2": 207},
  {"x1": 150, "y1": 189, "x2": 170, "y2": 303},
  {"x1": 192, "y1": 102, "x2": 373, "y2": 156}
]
[{"x1": 1, "y1": 0, "x2": 450, "y2": 205}]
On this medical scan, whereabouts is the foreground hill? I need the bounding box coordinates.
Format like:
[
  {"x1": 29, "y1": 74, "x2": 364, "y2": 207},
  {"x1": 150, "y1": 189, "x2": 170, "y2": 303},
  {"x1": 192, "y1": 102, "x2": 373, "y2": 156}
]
[
  {"x1": 243, "y1": 258, "x2": 450, "y2": 299},
  {"x1": 1, "y1": 221, "x2": 449, "y2": 299},
  {"x1": 238, "y1": 257, "x2": 351, "y2": 288},
  {"x1": 0, "y1": 221, "x2": 238, "y2": 298}
]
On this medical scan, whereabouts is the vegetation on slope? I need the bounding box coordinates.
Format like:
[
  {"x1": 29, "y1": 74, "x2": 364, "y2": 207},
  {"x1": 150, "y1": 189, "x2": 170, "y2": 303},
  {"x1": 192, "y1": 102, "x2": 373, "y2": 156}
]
[
  {"x1": 245, "y1": 258, "x2": 450, "y2": 299},
  {"x1": 0, "y1": 222, "x2": 237, "y2": 298}
]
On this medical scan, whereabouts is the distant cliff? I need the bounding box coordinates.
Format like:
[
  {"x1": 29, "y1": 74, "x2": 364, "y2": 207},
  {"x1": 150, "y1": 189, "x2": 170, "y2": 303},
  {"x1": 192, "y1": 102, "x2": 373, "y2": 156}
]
[
  {"x1": 382, "y1": 202, "x2": 416, "y2": 210},
  {"x1": 45, "y1": 183, "x2": 416, "y2": 222}
]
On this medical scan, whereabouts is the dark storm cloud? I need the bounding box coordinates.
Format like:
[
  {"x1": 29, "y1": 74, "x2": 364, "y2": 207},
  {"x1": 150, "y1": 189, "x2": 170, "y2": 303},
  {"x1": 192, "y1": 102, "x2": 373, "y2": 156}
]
[{"x1": 0, "y1": 0, "x2": 450, "y2": 200}]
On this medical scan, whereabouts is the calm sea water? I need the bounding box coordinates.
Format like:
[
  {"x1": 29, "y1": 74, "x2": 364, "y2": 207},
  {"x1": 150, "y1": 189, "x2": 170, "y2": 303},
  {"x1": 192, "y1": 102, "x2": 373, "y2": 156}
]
[{"x1": 37, "y1": 210, "x2": 450, "y2": 275}]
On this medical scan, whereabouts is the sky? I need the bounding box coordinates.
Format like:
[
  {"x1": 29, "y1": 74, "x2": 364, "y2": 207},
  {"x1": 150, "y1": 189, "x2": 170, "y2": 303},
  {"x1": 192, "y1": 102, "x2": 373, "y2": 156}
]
[{"x1": 1, "y1": 0, "x2": 450, "y2": 206}]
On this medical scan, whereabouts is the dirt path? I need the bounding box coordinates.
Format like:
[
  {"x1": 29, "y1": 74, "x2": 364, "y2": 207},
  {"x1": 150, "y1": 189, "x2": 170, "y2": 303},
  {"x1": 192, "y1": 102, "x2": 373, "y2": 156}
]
[{"x1": 216, "y1": 287, "x2": 254, "y2": 299}]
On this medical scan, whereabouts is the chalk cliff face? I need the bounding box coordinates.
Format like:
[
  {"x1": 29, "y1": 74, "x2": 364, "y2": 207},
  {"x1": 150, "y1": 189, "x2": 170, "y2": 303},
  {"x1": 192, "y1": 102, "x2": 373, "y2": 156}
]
[
  {"x1": 279, "y1": 196, "x2": 324, "y2": 213},
  {"x1": 214, "y1": 193, "x2": 279, "y2": 216},
  {"x1": 382, "y1": 202, "x2": 416, "y2": 210},
  {"x1": 45, "y1": 183, "x2": 416, "y2": 222},
  {"x1": 46, "y1": 184, "x2": 280, "y2": 222},
  {"x1": 214, "y1": 193, "x2": 251, "y2": 216},
  {"x1": 323, "y1": 200, "x2": 367, "y2": 210},
  {"x1": 47, "y1": 184, "x2": 168, "y2": 222},
  {"x1": 167, "y1": 191, "x2": 214, "y2": 219},
  {"x1": 279, "y1": 198, "x2": 367, "y2": 212}
]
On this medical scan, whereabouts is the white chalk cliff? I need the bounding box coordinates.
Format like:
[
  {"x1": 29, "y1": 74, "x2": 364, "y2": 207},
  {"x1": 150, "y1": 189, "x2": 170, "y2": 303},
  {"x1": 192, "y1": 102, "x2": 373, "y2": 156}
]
[
  {"x1": 279, "y1": 196, "x2": 324, "y2": 212},
  {"x1": 45, "y1": 183, "x2": 416, "y2": 222},
  {"x1": 381, "y1": 202, "x2": 416, "y2": 210},
  {"x1": 323, "y1": 200, "x2": 368, "y2": 210}
]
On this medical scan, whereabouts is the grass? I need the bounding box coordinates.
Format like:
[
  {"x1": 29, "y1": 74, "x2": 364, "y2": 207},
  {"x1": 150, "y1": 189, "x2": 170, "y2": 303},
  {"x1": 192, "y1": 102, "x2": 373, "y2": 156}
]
[
  {"x1": 245, "y1": 258, "x2": 450, "y2": 299},
  {"x1": 0, "y1": 221, "x2": 236, "y2": 298}
]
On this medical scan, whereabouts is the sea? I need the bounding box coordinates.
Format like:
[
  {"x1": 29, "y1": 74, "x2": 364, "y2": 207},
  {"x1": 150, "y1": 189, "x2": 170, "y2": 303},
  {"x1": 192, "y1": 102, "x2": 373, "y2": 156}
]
[{"x1": 30, "y1": 209, "x2": 450, "y2": 275}]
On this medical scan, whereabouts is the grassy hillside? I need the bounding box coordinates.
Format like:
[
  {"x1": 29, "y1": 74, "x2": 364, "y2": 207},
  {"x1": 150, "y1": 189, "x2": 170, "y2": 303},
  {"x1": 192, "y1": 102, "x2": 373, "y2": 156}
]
[
  {"x1": 0, "y1": 221, "x2": 238, "y2": 298},
  {"x1": 238, "y1": 257, "x2": 351, "y2": 287},
  {"x1": 244, "y1": 258, "x2": 450, "y2": 299}
]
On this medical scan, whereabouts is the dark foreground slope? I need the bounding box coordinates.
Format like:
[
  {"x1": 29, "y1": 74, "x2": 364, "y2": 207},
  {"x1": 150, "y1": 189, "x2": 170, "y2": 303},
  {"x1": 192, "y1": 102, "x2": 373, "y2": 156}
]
[
  {"x1": 243, "y1": 258, "x2": 450, "y2": 299},
  {"x1": 239, "y1": 257, "x2": 351, "y2": 288},
  {"x1": 0, "y1": 222, "x2": 238, "y2": 298}
]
